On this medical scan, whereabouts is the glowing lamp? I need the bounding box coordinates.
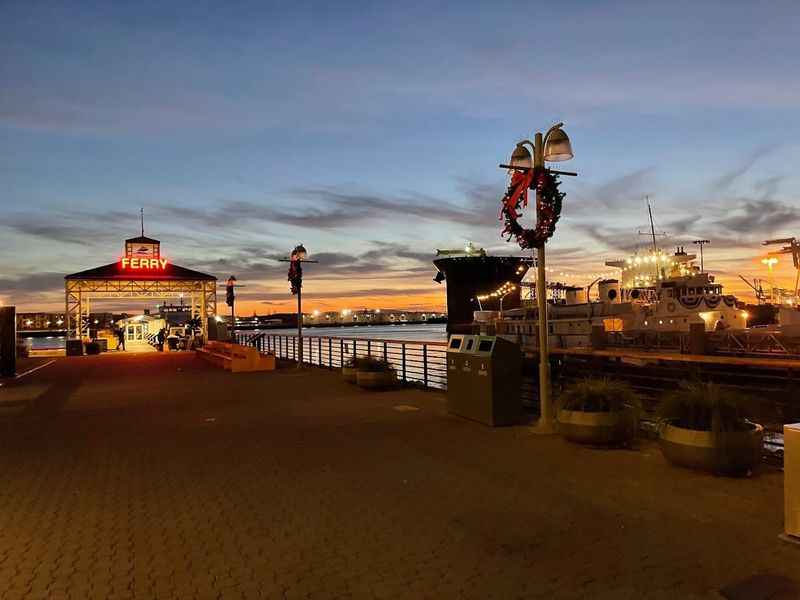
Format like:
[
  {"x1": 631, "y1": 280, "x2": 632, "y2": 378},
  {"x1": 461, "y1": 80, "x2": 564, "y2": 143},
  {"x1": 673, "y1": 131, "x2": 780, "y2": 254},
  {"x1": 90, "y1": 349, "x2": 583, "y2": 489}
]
[{"x1": 543, "y1": 127, "x2": 574, "y2": 162}]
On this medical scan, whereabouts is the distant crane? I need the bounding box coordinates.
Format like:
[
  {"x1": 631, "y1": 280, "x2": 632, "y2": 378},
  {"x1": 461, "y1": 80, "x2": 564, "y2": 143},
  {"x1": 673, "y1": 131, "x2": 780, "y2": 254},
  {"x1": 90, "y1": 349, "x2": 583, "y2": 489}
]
[
  {"x1": 738, "y1": 275, "x2": 767, "y2": 304},
  {"x1": 763, "y1": 237, "x2": 800, "y2": 299}
]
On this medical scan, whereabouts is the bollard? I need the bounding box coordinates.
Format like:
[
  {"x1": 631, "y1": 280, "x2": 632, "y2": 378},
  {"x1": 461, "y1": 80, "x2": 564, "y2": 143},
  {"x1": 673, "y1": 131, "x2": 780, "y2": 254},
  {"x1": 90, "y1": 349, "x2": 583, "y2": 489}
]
[
  {"x1": 0, "y1": 306, "x2": 16, "y2": 377},
  {"x1": 782, "y1": 423, "x2": 800, "y2": 545}
]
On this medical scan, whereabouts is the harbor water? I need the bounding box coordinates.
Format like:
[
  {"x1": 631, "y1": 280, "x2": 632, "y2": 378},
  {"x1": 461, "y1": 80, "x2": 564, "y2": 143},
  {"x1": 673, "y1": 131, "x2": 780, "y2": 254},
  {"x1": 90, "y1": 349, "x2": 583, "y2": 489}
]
[
  {"x1": 19, "y1": 323, "x2": 447, "y2": 351},
  {"x1": 246, "y1": 323, "x2": 447, "y2": 343}
]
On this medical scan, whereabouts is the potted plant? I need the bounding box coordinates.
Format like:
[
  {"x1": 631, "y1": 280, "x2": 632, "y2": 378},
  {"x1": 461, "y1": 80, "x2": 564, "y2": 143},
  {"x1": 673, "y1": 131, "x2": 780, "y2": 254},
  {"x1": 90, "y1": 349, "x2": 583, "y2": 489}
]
[
  {"x1": 342, "y1": 356, "x2": 366, "y2": 383},
  {"x1": 657, "y1": 382, "x2": 763, "y2": 475},
  {"x1": 355, "y1": 357, "x2": 397, "y2": 390},
  {"x1": 556, "y1": 379, "x2": 641, "y2": 446}
]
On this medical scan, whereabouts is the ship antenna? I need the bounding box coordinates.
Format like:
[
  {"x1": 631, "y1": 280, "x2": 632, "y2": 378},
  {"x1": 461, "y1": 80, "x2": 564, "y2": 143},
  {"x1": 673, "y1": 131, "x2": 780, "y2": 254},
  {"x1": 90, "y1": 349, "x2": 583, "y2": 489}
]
[
  {"x1": 647, "y1": 196, "x2": 657, "y2": 253},
  {"x1": 140, "y1": 207, "x2": 145, "y2": 237}
]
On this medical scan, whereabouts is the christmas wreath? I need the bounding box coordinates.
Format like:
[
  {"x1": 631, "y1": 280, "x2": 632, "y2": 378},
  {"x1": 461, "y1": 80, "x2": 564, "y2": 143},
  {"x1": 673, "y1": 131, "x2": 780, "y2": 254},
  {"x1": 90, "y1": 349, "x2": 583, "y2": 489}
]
[
  {"x1": 500, "y1": 167, "x2": 565, "y2": 249},
  {"x1": 288, "y1": 260, "x2": 303, "y2": 294}
]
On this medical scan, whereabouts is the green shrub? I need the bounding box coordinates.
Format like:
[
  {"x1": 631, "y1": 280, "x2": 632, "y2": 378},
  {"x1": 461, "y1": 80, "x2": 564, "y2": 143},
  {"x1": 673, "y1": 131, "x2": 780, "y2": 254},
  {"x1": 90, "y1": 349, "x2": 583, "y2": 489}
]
[
  {"x1": 343, "y1": 356, "x2": 369, "y2": 369},
  {"x1": 558, "y1": 378, "x2": 641, "y2": 413},
  {"x1": 658, "y1": 382, "x2": 752, "y2": 432},
  {"x1": 357, "y1": 357, "x2": 395, "y2": 373}
]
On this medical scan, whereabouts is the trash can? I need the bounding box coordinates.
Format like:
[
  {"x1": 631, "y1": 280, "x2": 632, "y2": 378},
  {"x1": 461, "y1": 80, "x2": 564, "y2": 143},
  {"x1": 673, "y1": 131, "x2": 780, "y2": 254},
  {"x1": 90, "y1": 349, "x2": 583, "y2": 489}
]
[
  {"x1": 446, "y1": 335, "x2": 522, "y2": 426},
  {"x1": 168, "y1": 337, "x2": 179, "y2": 351},
  {"x1": 66, "y1": 339, "x2": 84, "y2": 356},
  {"x1": 446, "y1": 334, "x2": 477, "y2": 402}
]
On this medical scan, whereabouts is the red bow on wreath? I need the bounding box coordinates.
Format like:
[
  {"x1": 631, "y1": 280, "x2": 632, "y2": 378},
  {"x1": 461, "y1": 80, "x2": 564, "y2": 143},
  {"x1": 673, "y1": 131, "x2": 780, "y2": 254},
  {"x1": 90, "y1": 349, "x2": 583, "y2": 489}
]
[{"x1": 499, "y1": 167, "x2": 565, "y2": 250}]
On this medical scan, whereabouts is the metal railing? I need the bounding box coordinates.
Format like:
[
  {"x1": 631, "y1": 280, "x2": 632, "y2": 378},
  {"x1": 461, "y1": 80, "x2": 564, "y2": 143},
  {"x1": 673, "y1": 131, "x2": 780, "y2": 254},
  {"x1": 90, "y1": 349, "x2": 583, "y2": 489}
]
[{"x1": 235, "y1": 332, "x2": 448, "y2": 390}]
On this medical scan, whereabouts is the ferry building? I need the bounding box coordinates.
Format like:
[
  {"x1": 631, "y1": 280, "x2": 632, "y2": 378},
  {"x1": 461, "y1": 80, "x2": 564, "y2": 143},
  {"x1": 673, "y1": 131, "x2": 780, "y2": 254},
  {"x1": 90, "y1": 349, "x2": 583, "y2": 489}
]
[{"x1": 64, "y1": 234, "x2": 218, "y2": 347}]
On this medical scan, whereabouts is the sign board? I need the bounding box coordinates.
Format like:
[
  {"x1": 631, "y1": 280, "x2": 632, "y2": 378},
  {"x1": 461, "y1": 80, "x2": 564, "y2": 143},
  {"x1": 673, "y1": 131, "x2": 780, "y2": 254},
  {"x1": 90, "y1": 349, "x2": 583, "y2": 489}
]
[
  {"x1": 125, "y1": 241, "x2": 160, "y2": 258},
  {"x1": 121, "y1": 257, "x2": 169, "y2": 270}
]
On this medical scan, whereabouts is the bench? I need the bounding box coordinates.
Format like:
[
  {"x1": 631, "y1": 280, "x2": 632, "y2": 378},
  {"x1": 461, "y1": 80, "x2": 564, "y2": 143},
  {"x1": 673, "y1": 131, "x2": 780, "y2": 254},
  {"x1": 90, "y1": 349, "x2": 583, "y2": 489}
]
[{"x1": 196, "y1": 341, "x2": 276, "y2": 373}]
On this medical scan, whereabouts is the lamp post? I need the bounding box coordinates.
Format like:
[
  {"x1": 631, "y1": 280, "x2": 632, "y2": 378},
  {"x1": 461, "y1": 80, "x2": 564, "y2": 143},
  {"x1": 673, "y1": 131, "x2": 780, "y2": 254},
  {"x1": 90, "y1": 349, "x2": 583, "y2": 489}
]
[
  {"x1": 225, "y1": 276, "x2": 237, "y2": 331},
  {"x1": 693, "y1": 240, "x2": 710, "y2": 272},
  {"x1": 283, "y1": 245, "x2": 318, "y2": 368},
  {"x1": 498, "y1": 286, "x2": 513, "y2": 317},
  {"x1": 762, "y1": 256, "x2": 779, "y2": 303},
  {"x1": 508, "y1": 123, "x2": 575, "y2": 434}
]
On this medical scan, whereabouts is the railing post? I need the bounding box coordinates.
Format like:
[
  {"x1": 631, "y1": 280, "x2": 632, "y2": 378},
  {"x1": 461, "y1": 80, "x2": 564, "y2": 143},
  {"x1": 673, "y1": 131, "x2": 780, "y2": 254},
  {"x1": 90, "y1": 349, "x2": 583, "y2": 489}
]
[
  {"x1": 367, "y1": 339, "x2": 371, "y2": 357},
  {"x1": 319, "y1": 337, "x2": 322, "y2": 367},
  {"x1": 328, "y1": 338, "x2": 332, "y2": 368},
  {"x1": 401, "y1": 343, "x2": 406, "y2": 382},
  {"x1": 383, "y1": 341, "x2": 387, "y2": 362},
  {"x1": 340, "y1": 338, "x2": 344, "y2": 367},
  {"x1": 353, "y1": 339, "x2": 356, "y2": 359},
  {"x1": 423, "y1": 344, "x2": 428, "y2": 387}
]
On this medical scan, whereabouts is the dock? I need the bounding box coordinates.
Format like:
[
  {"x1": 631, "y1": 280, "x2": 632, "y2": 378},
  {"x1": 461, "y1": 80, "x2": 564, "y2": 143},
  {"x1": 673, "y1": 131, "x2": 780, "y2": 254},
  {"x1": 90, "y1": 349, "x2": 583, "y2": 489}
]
[{"x1": 0, "y1": 352, "x2": 797, "y2": 598}]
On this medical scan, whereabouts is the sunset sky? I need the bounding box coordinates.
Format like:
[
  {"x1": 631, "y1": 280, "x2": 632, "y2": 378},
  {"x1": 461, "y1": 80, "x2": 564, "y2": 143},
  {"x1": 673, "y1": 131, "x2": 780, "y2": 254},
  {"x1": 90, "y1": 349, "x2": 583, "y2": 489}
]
[{"x1": 2, "y1": 1, "x2": 800, "y2": 315}]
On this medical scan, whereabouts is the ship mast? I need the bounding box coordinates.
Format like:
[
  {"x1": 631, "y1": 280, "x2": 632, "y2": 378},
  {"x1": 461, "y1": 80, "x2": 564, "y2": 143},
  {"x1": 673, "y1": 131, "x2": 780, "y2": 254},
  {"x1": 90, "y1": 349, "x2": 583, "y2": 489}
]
[{"x1": 646, "y1": 196, "x2": 657, "y2": 254}]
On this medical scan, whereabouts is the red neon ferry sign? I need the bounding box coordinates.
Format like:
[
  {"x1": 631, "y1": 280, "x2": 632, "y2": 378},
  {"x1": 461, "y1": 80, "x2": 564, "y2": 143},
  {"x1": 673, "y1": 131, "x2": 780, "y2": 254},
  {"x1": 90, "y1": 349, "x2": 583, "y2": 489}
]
[{"x1": 121, "y1": 257, "x2": 169, "y2": 270}]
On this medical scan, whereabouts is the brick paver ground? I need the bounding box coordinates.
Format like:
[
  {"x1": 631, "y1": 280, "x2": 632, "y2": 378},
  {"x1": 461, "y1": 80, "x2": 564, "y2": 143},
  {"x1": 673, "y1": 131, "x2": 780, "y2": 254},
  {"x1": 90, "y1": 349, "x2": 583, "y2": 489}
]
[{"x1": 0, "y1": 352, "x2": 797, "y2": 599}]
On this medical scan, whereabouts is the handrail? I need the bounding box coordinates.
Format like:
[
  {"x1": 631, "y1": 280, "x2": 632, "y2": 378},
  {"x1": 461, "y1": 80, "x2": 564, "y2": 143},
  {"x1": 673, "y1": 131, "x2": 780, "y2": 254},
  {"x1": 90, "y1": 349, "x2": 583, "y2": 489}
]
[
  {"x1": 261, "y1": 334, "x2": 448, "y2": 347},
  {"x1": 235, "y1": 331, "x2": 448, "y2": 390}
]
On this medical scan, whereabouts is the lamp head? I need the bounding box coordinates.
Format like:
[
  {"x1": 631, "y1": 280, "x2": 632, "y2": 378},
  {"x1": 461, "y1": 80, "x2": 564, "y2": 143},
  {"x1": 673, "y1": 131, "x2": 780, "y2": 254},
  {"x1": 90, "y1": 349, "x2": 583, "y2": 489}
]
[
  {"x1": 292, "y1": 244, "x2": 308, "y2": 261},
  {"x1": 544, "y1": 127, "x2": 574, "y2": 162},
  {"x1": 509, "y1": 144, "x2": 533, "y2": 169}
]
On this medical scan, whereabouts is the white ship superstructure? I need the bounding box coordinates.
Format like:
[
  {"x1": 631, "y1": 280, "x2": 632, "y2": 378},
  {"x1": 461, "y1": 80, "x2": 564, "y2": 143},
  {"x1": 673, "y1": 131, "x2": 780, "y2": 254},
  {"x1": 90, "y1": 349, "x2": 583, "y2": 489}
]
[{"x1": 492, "y1": 247, "x2": 748, "y2": 349}]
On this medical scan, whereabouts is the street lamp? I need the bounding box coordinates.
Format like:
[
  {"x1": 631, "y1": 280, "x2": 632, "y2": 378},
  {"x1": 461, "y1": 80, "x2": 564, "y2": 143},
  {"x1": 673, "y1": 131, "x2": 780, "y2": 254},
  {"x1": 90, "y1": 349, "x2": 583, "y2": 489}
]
[
  {"x1": 283, "y1": 244, "x2": 318, "y2": 368},
  {"x1": 510, "y1": 122, "x2": 575, "y2": 434},
  {"x1": 693, "y1": 240, "x2": 710, "y2": 272},
  {"x1": 762, "y1": 256, "x2": 779, "y2": 302}
]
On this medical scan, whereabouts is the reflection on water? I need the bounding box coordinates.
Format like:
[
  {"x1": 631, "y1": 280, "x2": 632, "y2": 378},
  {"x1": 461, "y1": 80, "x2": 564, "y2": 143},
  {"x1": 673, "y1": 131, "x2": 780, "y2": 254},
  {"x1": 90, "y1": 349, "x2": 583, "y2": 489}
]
[
  {"x1": 20, "y1": 336, "x2": 66, "y2": 350},
  {"x1": 19, "y1": 324, "x2": 448, "y2": 349}
]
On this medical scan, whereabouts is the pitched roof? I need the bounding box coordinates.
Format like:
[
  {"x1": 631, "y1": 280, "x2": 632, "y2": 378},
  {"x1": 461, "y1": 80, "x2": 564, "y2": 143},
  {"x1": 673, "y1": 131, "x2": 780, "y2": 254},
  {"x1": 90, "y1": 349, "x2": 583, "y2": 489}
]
[
  {"x1": 65, "y1": 262, "x2": 216, "y2": 281},
  {"x1": 125, "y1": 236, "x2": 161, "y2": 244}
]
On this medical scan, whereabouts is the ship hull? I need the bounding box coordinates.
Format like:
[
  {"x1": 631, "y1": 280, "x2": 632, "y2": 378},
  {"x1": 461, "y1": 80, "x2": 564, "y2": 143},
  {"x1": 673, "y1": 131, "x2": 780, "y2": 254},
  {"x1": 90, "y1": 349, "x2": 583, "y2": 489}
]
[{"x1": 433, "y1": 255, "x2": 530, "y2": 333}]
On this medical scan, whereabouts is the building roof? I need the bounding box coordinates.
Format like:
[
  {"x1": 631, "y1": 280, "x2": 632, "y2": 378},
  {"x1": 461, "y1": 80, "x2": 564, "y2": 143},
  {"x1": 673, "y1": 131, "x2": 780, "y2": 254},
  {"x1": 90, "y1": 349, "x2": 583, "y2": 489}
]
[
  {"x1": 125, "y1": 235, "x2": 161, "y2": 244},
  {"x1": 65, "y1": 262, "x2": 216, "y2": 281}
]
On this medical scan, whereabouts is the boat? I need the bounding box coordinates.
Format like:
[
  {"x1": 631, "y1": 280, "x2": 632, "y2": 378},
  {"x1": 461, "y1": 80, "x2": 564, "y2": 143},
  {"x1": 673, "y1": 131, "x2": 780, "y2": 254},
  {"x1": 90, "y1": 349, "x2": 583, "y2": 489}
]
[
  {"x1": 491, "y1": 245, "x2": 748, "y2": 350},
  {"x1": 433, "y1": 243, "x2": 532, "y2": 333}
]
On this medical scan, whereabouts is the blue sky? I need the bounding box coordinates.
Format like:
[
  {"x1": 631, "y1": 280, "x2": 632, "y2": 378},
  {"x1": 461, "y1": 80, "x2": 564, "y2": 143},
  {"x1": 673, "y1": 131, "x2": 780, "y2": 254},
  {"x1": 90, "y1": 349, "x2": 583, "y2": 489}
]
[{"x1": 2, "y1": 0, "x2": 800, "y2": 312}]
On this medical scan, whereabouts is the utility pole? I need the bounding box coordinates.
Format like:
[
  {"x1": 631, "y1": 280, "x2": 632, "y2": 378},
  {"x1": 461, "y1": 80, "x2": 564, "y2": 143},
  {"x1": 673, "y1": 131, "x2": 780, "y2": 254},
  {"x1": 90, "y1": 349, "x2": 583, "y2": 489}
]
[{"x1": 693, "y1": 240, "x2": 710, "y2": 272}]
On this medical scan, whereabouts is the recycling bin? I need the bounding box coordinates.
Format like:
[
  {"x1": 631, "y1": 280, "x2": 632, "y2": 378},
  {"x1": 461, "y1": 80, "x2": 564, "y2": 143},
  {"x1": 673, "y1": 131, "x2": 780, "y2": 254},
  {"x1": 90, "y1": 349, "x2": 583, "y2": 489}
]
[{"x1": 446, "y1": 335, "x2": 521, "y2": 426}]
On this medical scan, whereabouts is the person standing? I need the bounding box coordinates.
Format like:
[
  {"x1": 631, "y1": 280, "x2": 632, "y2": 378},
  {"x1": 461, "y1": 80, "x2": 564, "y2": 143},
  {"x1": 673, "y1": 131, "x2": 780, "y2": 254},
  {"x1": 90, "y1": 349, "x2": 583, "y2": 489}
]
[
  {"x1": 157, "y1": 327, "x2": 166, "y2": 352},
  {"x1": 117, "y1": 326, "x2": 126, "y2": 351}
]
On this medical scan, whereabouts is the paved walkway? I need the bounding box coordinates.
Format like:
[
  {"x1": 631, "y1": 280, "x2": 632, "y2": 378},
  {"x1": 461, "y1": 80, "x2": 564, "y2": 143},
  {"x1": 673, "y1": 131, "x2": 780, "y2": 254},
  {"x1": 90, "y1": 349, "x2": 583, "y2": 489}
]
[{"x1": 0, "y1": 353, "x2": 797, "y2": 599}]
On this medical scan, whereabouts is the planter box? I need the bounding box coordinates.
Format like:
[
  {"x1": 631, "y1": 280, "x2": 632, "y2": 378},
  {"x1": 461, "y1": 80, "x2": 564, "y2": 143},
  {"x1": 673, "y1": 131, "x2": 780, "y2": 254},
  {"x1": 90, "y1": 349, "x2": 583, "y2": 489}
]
[
  {"x1": 557, "y1": 406, "x2": 638, "y2": 446},
  {"x1": 659, "y1": 420, "x2": 763, "y2": 474},
  {"x1": 341, "y1": 366, "x2": 358, "y2": 384},
  {"x1": 356, "y1": 370, "x2": 397, "y2": 390}
]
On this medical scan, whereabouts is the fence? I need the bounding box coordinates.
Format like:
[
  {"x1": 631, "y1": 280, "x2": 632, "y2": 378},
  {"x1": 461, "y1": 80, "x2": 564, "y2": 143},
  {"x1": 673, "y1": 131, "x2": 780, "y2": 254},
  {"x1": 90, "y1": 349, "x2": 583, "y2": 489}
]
[{"x1": 235, "y1": 332, "x2": 449, "y2": 390}]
